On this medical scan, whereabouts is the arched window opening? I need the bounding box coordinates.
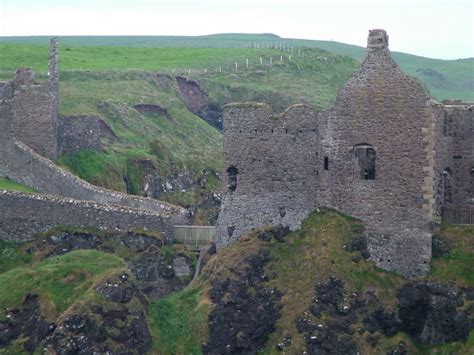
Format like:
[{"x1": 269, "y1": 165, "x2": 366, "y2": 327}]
[
  {"x1": 354, "y1": 144, "x2": 376, "y2": 180},
  {"x1": 226, "y1": 165, "x2": 239, "y2": 192}
]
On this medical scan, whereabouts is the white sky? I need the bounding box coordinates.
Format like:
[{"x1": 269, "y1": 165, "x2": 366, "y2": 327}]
[{"x1": 0, "y1": 0, "x2": 473, "y2": 59}]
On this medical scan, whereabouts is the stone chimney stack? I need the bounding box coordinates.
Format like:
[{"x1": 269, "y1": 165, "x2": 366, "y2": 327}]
[{"x1": 367, "y1": 29, "x2": 389, "y2": 51}]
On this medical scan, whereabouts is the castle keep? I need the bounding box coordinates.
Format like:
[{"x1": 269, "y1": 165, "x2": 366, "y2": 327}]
[{"x1": 216, "y1": 30, "x2": 473, "y2": 277}]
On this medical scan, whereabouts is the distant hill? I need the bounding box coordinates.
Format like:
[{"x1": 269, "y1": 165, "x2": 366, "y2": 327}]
[{"x1": 0, "y1": 33, "x2": 472, "y2": 101}]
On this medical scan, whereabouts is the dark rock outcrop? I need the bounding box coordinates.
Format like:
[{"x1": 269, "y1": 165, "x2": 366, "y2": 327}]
[
  {"x1": 27, "y1": 229, "x2": 193, "y2": 299},
  {"x1": 133, "y1": 103, "x2": 169, "y2": 117},
  {"x1": 0, "y1": 294, "x2": 55, "y2": 353},
  {"x1": 176, "y1": 76, "x2": 223, "y2": 129},
  {"x1": 398, "y1": 282, "x2": 472, "y2": 345},
  {"x1": 45, "y1": 274, "x2": 151, "y2": 354},
  {"x1": 0, "y1": 274, "x2": 152, "y2": 354},
  {"x1": 203, "y1": 250, "x2": 282, "y2": 354},
  {"x1": 298, "y1": 277, "x2": 359, "y2": 354}
]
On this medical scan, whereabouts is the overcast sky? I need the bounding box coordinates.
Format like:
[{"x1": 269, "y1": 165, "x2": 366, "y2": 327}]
[{"x1": 0, "y1": 0, "x2": 472, "y2": 59}]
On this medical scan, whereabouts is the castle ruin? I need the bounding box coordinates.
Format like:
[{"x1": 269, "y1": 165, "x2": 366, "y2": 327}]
[
  {"x1": 216, "y1": 30, "x2": 473, "y2": 277},
  {"x1": 0, "y1": 38, "x2": 188, "y2": 241}
]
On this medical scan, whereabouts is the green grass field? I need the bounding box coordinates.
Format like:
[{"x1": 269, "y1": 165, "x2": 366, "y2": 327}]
[{"x1": 1, "y1": 33, "x2": 472, "y2": 100}]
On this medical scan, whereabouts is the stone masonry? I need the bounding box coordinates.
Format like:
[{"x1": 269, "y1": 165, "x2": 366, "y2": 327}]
[{"x1": 216, "y1": 29, "x2": 474, "y2": 277}]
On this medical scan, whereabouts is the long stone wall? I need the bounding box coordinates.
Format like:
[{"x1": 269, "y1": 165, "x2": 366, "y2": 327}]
[
  {"x1": 0, "y1": 140, "x2": 187, "y2": 217},
  {"x1": 0, "y1": 38, "x2": 189, "y2": 241},
  {"x1": 0, "y1": 190, "x2": 177, "y2": 242}
]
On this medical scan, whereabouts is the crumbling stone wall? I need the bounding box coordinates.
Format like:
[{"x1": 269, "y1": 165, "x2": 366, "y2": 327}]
[
  {"x1": 0, "y1": 140, "x2": 187, "y2": 218},
  {"x1": 57, "y1": 115, "x2": 116, "y2": 156},
  {"x1": 216, "y1": 103, "x2": 320, "y2": 246},
  {"x1": 320, "y1": 29, "x2": 435, "y2": 276},
  {"x1": 216, "y1": 30, "x2": 473, "y2": 277},
  {"x1": 0, "y1": 190, "x2": 176, "y2": 242},
  {"x1": 0, "y1": 38, "x2": 187, "y2": 226},
  {"x1": 9, "y1": 68, "x2": 58, "y2": 160}
]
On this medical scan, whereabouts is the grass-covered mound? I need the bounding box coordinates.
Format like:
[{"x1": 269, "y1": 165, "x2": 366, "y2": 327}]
[
  {"x1": 0, "y1": 226, "x2": 197, "y2": 354},
  {"x1": 151, "y1": 209, "x2": 474, "y2": 354}
]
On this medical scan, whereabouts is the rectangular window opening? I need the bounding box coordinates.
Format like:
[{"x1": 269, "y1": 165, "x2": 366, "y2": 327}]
[{"x1": 324, "y1": 157, "x2": 329, "y2": 170}]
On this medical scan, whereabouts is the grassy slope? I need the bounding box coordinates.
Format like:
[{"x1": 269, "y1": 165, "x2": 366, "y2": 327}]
[
  {"x1": 56, "y1": 70, "x2": 223, "y2": 192},
  {"x1": 151, "y1": 210, "x2": 474, "y2": 354},
  {"x1": 0, "y1": 177, "x2": 36, "y2": 193},
  {"x1": 1, "y1": 34, "x2": 471, "y2": 101},
  {"x1": 0, "y1": 250, "x2": 126, "y2": 321}
]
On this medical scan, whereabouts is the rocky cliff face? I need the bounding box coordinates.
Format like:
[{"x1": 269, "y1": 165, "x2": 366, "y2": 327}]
[{"x1": 176, "y1": 76, "x2": 223, "y2": 130}]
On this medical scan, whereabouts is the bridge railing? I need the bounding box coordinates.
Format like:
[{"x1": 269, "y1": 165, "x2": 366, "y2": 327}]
[
  {"x1": 443, "y1": 205, "x2": 474, "y2": 225},
  {"x1": 173, "y1": 225, "x2": 216, "y2": 247}
]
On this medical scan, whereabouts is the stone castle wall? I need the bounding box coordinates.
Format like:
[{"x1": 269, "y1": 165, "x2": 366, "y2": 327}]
[
  {"x1": 216, "y1": 103, "x2": 320, "y2": 246},
  {"x1": 8, "y1": 69, "x2": 58, "y2": 160},
  {"x1": 0, "y1": 190, "x2": 176, "y2": 242},
  {"x1": 57, "y1": 115, "x2": 116, "y2": 156},
  {"x1": 446, "y1": 104, "x2": 474, "y2": 205},
  {"x1": 216, "y1": 29, "x2": 473, "y2": 277},
  {"x1": 320, "y1": 30, "x2": 434, "y2": 276}
]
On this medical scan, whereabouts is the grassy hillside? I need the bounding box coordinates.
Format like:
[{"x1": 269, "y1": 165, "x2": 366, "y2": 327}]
[
  {"x1": 152, "y1": 210, "x2": 474, "y2": 354},
  {"x1": 1, "y1": 33, "x2": 472, "y2": 101}
]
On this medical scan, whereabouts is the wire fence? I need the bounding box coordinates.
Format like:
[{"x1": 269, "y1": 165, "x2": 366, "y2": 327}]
[{"x1": 169, "y1": 42, "x2": 311, "y2": 77}]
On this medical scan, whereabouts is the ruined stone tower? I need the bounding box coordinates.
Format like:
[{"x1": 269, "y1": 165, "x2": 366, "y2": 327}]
[
  {"x1": 5, "y1": 38, "x2": 59, "y2": 159},
  {"x1": 216, "y1": 29, "x2": 474, "y2": 277},
  {"x1": 320, "y1": 29, "x2": 436, "y2": 276}
]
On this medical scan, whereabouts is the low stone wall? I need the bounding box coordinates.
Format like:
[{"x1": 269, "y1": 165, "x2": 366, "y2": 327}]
[
  {"x1": 0, "y1": 190, "x2": 178, "y2": 242},
  {"x1": 0, "y1": 141, "x2": 187, "y2": 219}
]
